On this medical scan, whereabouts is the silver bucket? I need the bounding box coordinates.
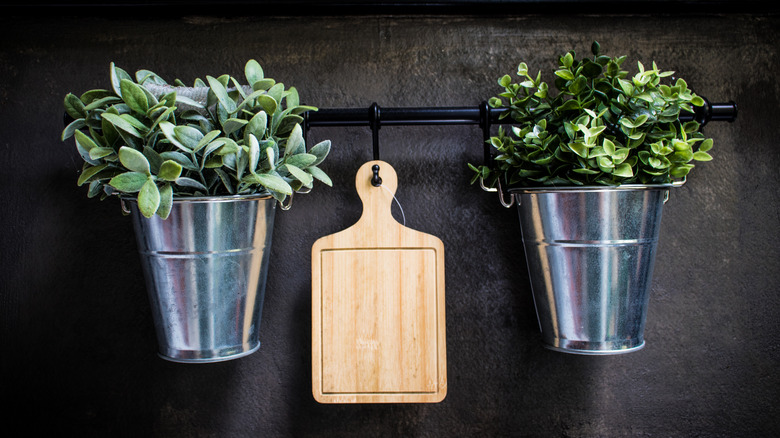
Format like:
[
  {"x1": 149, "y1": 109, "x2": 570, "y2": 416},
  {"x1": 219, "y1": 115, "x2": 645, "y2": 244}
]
[
  {"x1": 511, "y1": 185, "x2": 670, "y2": 355},
  {"x1": 126, "y1": 194, "x2": 276, "y2": 363}
]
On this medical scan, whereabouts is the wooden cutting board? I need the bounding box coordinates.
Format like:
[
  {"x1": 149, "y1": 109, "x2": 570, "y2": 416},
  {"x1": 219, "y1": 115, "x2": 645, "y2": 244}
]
[{"x1": 311, "y1": 160, "x2": 447, "y2": 404}]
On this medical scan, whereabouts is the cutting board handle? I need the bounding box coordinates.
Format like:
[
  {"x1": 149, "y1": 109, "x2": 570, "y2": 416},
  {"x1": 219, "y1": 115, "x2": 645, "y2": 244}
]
[{"x1": 354, "y1": 160, "x2": 402, "y2": 229}]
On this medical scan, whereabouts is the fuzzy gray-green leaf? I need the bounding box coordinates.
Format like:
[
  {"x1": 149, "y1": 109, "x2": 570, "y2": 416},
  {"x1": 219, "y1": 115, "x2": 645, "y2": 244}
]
[
  {"x1": 286, "y1": 164, "x2": 313, "y2": 188},
  {"x1": 307, "y1": 165, "x2": 332, "y2": 187},
  {"x1": 207, "y1": 75, "x2": 237, "y2": 114},
  {"x1": 137, "y1": 178, "x2": 161, "y2": 218},
  {"x1": 109, "y1": 171, "x2": 148, "y2": 193},
  {"x1": 62, "y1": 118, "x2": 86, "y2": 141},
  {"x1": 248, "y1": 172, "x2": 292, "y2": 195},
  {"x1": 120, "y1": 79, "x2": 149, "y2": 114},
  {"x1": 157, "y1": 183, "x2": 173, "y2": 220},
  {"x1": 64, "y1": 93, "x2": 87, "y2": 120},
  {"x1": 158, "y1": 160, "x2": 183, "y2": 181},
  {"x1": 308, "y1": 140, "x2": 331, "y2": 166},
  {"x1": 118, "y1": 146, "x2": 151, "y2": 174},
  {"x1": 78, "y1": 163, "x2": 109, "y2": 186}
]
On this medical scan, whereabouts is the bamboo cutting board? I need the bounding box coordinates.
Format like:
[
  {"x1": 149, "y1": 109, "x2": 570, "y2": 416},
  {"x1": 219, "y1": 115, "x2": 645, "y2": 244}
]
[{"x1": 312, "y1": 160, "x2": 446, "y2": 404}]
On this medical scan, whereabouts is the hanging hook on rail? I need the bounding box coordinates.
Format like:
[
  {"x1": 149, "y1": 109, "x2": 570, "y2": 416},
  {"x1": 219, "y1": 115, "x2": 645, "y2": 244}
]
[
  {"x1": 369, "y1": 102, "x2": 383, "y2": 187},
  {"x1": 369, "y1": 102, "x2": 381, "y2": 161}
]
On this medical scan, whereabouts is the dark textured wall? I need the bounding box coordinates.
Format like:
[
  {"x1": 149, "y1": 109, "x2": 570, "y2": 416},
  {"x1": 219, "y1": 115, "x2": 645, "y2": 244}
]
[{"x1": 1, "y1": 8, "x2": 778, "y2": 437}]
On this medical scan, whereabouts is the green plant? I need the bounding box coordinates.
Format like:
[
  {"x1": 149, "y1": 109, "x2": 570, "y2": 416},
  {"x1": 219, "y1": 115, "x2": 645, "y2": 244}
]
[
  {"x1": 470, "y1": 42, "x2": 713, "y2": 188},
  {"x1": 62, "y1": 60, "x2": 331, "y2": 219}
]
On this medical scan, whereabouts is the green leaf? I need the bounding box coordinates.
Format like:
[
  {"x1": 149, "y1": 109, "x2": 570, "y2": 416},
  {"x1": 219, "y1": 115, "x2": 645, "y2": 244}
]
[
  {"x1": 173, "y1": 125, "x2": 204, "y2": 150},
  {"x1": 213, "y1": 138, "x2": 240, "y2": 156},
  {"x1": 207, "y1": 75, "x2": 237, "y2": 113},
  {"x1": 89, "y1": 147, "x2": 116, "y2": 160},
  {"x1": 110, "y1": 62, "x2": 133, "y2": 97},
  {"x1": 612, "y1": 148, "x2": 629, "y2": 164},
  {"x1": 77, "y1": 163, "x2": 109, "y2": 186},
  {"x1": 245, "y1": 111, "x2": 268, "y2": 142},
  {"x1": 286, "y1": 164, "x2": 313, "y2": 188},
  {"x1": 245, "y1": 59, "x2": 264, "y2": 87},
  {"x1": 308, "y1": 140, "x2": 331, "y2": 166},
  {"x1": 568, "y1": 142, "x2": 589, "y2": 158},
  {"x1": 285, "y1": 123, "x2": 304, "y2": 157},
  {"x1": 572, "y1": 168, "x2": 600, "y2": 175},
  {"x1": 285, "y1": 153, "x2": 317, "y2": 169},
  {"x1": 612, "y1": 163, "x2": 634, "y2": 178},
  {"x1": 257, "y1": 94, "x2": 277, "y2": 116},
  {"x1": 223, "y1": 118, "x2": 249, "y2": 136},
  {"x1": 158, "y1": 160, "x2": 183, "y2": 181},
  {"x1": 698, "y1": 138, "x2": 714, "y2": 152},
  {"x1": 591, "y1": 41, "x2": 601, "y2": 56},
  {"x1": 160, "y1": 151, "x2": 198, "y2": 171},
  {"x1": 307, "y1": 165, "x2": 332, "y2": 187},
  {"x1": 214, "y1": 168, "x2": 235, "y2": 194},
  {"x1": 101, "y1": 112, "x2": 142, "y2": 138},
  {"x1": 64, "y1": 93, "x2": 87, "y2": 120},
  {"x1": 285, "y1": 87, "x2": 300, "y2": 108},
  {"x1": 143, "y1": 146, "x2": 163, "y2": 174},
  {"x1": 174, "y1": 177, "x2": 208, "y2": 192},
  {"x1": 693, "y1": 151, "x2": 713, "y2": 161},
  {"x1": 157, "y1": 183, "x2": 173, "y2": 220},
  {"x1": 617, "y1": 78, "x2": 634, "y2": 96},
  {"x1": 109, "y1": 171, "x2": 148, "y2": 193},
  {"x1": 159, "y1": 121, "x2": 191, "y2": 152},
  {"x1": 137, "y1": 178, "x2": 161, "y2": 218},
  {"x1": 248, "y1": 172, "x2": 292, "y2": 195},
  {"x1": 597, "y1": 156, "x2": 614, "y2": 170},
  {"x1": 194, "y1": 130, "x2": 221, "y2": 153},
  {"x1": 120, "y1": 79, "x2": 149, "y2": 114},
  {"x1": 562, "y1": 52, "x2": 574, "y2": 68},
  {"x1": 555, "y1": 69, "x2": 574, "y2": 81},
  {"x1": 252, "y1": 78, "x2": 276, "y2": 92},
  {"x1": 62, "y1": 118, "x2": 86, "y2": 141},
  {"x1": 670, "y1": 164, "x2": 694, "y2": 178},
  {"x1": 603, "y1": 138, "x2": 616, "y2": 156},
  {"x1": 73, "y1": 130, "x2": 101, "y2": 165},
  {"x1": 118, "y1": 146, "x2": 151, "y2": 174},
  {"x1": 248, "y1": 134, "x2": 260, "y2": 173},
  {"x1": 267, "y1": 83, "x2": 284, "y2": 103}
]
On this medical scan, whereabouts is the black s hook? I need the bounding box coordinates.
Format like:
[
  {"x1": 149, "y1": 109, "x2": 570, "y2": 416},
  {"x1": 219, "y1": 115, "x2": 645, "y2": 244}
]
[{"x1": 369, "y1": 103, "x2": 382, "y2": 187}]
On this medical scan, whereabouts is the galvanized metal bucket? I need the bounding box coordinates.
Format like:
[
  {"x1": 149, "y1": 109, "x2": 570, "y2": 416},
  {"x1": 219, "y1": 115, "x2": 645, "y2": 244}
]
[
  {"x1": 126, "y1": 194, "x2": 276, "y2": 363},
  {"x1": 510, "y1": 185, "x2": 671, "y2": 355}
]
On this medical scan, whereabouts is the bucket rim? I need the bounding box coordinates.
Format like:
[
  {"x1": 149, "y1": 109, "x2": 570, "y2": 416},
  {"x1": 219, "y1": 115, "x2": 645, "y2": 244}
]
[
  {"x1": 121, "y1": 192, "x2": 273, "y2": 204},
  {"x1": 508, "y1": 183, "x2": 677, "y2": 195}
]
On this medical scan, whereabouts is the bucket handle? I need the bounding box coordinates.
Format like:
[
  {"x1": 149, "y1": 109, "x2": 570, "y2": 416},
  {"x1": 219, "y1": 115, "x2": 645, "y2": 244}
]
[
  {"x1": 280, "y1": 191, "x2": 294, "y2": 210},
  {"x1": 479, "y1": 177, "x2": 515, "y2": 208},
  {"x1": 665, "y1": 178, "x2": 687, "y2": 203}
]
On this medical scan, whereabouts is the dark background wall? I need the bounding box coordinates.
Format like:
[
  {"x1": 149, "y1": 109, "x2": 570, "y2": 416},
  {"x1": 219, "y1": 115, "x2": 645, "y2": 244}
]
[{"x1": 1, "y1": 3, "x2": 778, "y2": 437}]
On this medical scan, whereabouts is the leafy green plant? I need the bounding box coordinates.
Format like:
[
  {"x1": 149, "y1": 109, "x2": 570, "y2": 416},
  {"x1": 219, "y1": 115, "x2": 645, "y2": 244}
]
[
  {"x1": 470, "y1": 42, "x2": 713, "y2": 189},
  {"x1": 62, "y1": 60, "x2": 331, "y2": 219}
]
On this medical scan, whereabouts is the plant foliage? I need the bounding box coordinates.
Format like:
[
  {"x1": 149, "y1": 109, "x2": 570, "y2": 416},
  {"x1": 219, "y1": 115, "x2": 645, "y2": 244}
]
[
  {"x1": 62, "y1": 60, "x2": 331, "y2": 219},
  {"x1": 470, "y1": 42, "x2": 713, "y2": 188}
]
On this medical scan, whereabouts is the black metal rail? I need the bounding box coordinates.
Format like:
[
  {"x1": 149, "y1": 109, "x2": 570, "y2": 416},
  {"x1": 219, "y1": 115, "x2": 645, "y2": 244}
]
[{"x1": 303, "y1": 100, "x2": 738, "y2": 161}]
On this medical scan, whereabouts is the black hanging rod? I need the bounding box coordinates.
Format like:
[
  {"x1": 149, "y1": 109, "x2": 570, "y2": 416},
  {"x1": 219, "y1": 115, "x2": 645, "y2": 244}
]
[
  {"x1": 304, "y1": 100, "x2": 737, "y2": 128},
  {"x1": 301, "y1": 99, "x2": 736, "y2": 163}
]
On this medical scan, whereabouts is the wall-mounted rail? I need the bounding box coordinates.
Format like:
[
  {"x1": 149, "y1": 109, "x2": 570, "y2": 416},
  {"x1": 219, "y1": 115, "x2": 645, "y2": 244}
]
[{"x1": 303, "y1": 100, "x2": 737, "y2": 162}]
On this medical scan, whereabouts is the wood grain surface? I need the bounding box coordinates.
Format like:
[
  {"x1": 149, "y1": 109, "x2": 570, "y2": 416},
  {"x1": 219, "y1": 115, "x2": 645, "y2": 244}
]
[{"x1": 311, "y1": 160, "x2": 447, "y2": 403}]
